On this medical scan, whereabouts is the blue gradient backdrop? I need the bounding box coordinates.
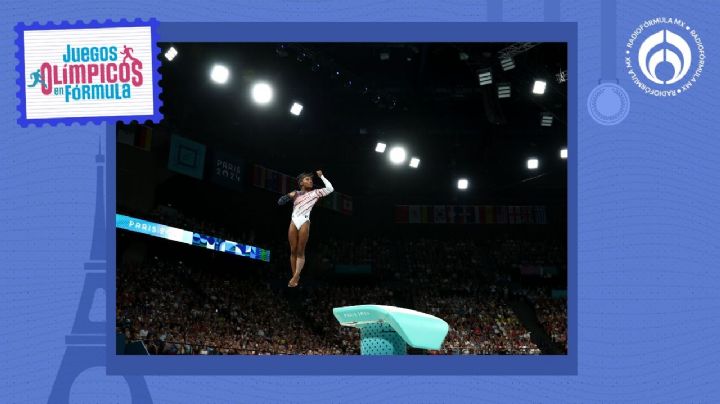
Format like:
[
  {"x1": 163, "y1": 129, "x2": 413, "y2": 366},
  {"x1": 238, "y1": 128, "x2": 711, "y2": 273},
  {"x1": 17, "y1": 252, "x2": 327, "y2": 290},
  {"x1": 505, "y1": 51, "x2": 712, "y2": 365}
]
[{"x1": 2, "y1": 0, "x2": 719, "y2": 403}]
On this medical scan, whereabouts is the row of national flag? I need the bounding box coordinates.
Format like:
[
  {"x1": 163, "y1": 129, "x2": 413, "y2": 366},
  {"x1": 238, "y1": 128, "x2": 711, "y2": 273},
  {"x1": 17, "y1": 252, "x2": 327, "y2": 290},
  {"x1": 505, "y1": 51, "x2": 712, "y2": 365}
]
[
  {"x1": 252, "y1": 164, "x2": 353, "y2": 215},
  {"x1": 395, "y1": 205, "x2": 547, "y2": 224},
  {"x1": 117, "y1": 123, "x2": 154, "y2": 151}
]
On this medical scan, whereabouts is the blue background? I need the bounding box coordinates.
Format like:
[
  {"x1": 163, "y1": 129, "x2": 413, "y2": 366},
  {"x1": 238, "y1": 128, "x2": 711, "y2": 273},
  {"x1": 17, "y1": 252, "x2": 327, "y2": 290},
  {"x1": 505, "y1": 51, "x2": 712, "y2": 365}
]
[{"x1": 2, "y1": 0, "x2": 719, "y2": 402}]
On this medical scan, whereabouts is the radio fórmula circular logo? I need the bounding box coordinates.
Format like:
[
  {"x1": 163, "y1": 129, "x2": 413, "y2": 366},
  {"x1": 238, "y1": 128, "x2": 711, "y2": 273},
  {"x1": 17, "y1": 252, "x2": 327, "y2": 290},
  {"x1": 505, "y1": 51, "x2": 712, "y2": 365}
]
[{"x1": 625, "y1": 17, "x2": 705, "y2": 97}]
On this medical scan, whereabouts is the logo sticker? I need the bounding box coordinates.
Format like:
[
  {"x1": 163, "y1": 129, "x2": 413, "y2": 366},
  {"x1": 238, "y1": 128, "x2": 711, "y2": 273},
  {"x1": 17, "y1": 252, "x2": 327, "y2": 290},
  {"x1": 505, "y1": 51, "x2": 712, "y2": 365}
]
[
  {"x1": 625, "y1": 17, "x2": 705, "y2": 97},
  {"x1": 16, "y1": 19, "x2": 161, "y2": 126}
]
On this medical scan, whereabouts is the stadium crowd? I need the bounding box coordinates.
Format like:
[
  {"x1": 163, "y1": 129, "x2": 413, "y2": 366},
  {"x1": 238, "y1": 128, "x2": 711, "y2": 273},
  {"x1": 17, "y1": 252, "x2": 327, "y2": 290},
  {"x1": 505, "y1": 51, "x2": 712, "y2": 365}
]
[
  {"x1": 534, "y1": 297, "x2": 568, "y2": 353},
  {"x1": 117, "y1": 208, "x2": 566, "y2": 355}
]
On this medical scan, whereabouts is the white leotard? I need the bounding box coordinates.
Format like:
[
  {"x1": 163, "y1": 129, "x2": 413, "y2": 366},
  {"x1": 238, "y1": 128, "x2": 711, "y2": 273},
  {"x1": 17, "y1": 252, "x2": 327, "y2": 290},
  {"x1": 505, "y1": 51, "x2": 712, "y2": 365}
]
[{"x1": 291, "y1": 175, "x2": 333, "y2": 229}]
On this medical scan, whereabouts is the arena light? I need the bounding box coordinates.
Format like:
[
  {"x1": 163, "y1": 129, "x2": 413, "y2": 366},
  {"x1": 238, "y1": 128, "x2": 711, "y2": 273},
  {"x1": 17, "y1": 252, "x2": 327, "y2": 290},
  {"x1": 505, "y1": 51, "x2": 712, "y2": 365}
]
[
  {"x1": 541, "y1": 112, "x2": 554, "y2": 127},
  {"x1": 164, "y1": 46, "x2": 178, "y2": 61},
  {"x1": 251, "y1": 82, "x2": 273, "y2": 105},
  {"x1": 527, "y1": 158, "x2": 539, "y2": 170},
  {"x1": 210, "y1": 64, "x2": 229, "y2": 84},
  {"x1": 477, "y1": 68, "x2": 492, "y2": 86},
  {"x1": 409, "y1": 157, "x2": 420, "y2": 168},
  {"x1": 560, "y1": 148, "x2": 568, "y2": 159},
  {"x1": 500, "y1": 57, "x2": 515, "y2": 71},
  {"x1": 457, "y1": 178, "x2": 469, "y2": 190},
  {"x1": 389, "y1": 147, "x2": 407, "y2": 165},
  {"x1": 532, "y1": 80, "x2": 547, "y2": 94},
  {"x1": 497, "y1": 83, "x2": 511, "y2": 99},
  {"x1": 290, "y1": 102, "x2": 303, "y2": 116},
  {"x1": 375, "y1": 142, "x2": 387, "y2": 153}
]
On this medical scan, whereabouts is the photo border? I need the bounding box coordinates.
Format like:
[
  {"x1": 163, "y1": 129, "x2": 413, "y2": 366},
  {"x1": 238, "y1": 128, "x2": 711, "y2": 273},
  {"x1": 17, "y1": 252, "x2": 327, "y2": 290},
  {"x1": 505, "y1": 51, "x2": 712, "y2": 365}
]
[{"x1": 107, "y1": 21, "x2": 577, "y2": 375}]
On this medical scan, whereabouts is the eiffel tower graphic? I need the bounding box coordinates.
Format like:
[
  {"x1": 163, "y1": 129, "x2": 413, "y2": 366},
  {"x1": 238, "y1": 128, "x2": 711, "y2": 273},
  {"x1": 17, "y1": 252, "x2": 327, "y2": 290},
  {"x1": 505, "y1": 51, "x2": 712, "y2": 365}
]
[{"x1": 48, "y1": 137, "x2": 152, "y2": 403}]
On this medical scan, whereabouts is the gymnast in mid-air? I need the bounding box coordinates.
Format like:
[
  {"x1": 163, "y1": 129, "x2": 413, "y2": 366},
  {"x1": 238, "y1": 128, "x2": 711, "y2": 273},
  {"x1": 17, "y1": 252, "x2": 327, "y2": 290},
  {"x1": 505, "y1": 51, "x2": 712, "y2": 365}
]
[{"x1": 277, "y1": 170, "x2": 334, "y2": 287}]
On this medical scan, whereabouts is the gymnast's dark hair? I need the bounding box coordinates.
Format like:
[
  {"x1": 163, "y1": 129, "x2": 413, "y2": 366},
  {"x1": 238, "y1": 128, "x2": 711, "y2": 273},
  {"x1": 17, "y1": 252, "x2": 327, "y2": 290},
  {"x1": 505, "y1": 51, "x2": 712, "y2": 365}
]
[{"x1": 297, "y1": 172, "x2": 313, "y2": 188}]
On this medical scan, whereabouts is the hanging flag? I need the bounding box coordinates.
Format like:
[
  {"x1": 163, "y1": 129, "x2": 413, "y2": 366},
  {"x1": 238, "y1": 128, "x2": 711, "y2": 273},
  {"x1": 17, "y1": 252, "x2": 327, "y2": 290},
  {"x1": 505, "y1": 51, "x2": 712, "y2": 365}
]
[
  {"x1": 496, "y1": 206, "x2": 508, "y2": 224},
  {"x1": 268, "y1": 170, "x2": 280, "y2": 193},
  {"x1": 252, "y1": 165, "x2": 265, "y2": 188},
  {"x1": 468, "y1": 206, "x2": 479, "y2": 224},
  {"x1": 433, "y1": 206, "x2": 447, "y2": 224},
  {"x1": 484, "y1": 206, "x2": 494, "y2": 224},
  {"x1": 523, "y1": 206, "x2": 532, "y2": 224},
  {"x1": 446, "y1": 206, "x2": 456, "y2": 224},
  {"x1": 117, "y1": 124, "x2": 134, "y2": 146},
  {"x1": 319, "y1": 192, "x2": 334, "y2": 210},
  {"x1": 118, "y1": 124, "x2": 152, "y2": 151},
  {"x1": 136, "y1": 125, "x2": 153, "y2": 150},
  {"x1": 420, "y1": 206, "x2": 431, "y2": 223},
  {"x1": 280, "y1": 175, "x2": 288, "y2": 194},
  {"x1": 283, "y1": 174, "x2": 297, "y2": 194},
  {"x1": 535, "y1": 206, "x2": 547, "y2": 224},
  {"x1": 395, "y1": 205, "x2": 547, "y2": 225},
  {"x1": 518, "y1": 206, "x2": 527, "y2": 224},
  {"x1": 409, "y1": 206, "x2": 421, "y2": 224},
  {"x1": 329, "y1": 193, "x2": 340, "y2": 211},
  {"x1": 456, "y1": 206, "x2": 469, "y2": 224},
  {"x1": 395, "y1": 205, "x2": 409, "y2": 223}
]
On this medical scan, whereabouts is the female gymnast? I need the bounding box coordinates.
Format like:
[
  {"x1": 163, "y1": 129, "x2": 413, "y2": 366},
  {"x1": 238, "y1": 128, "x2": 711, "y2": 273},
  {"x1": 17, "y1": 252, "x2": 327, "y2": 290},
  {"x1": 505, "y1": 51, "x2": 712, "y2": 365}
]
[{"x1": 277, "y1": 170, "x2": 334, "y2": 287}]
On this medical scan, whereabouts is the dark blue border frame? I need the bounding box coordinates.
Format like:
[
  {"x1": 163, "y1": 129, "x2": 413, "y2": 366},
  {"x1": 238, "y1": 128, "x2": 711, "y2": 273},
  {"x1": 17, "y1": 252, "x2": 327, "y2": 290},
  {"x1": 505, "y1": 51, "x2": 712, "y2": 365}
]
[
  {"x1": 14, "y1": 18, "x2": 163, "y2": 127},
  {"x1": 107, "y1": 22, "x2": 577, "y2": 375}
]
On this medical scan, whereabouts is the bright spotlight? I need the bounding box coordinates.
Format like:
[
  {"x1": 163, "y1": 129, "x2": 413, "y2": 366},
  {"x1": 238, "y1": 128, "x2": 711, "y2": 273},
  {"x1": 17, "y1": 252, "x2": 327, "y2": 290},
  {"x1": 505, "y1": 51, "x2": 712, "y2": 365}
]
[
  {"x1": 210, "y1": 64, "x2": 229, "y2": 84},
  {"x1": 527, "y1": 158, "x2": 539, "y2": 170},
  {"x1": 251, "y1": 82, "x2": 273, "y2": 105},
  {"x1": 290, "y1": 102, "x2": 303, "y2": 116},
  {"x1": 532, "y1": 80, "x2": 547, "y2": 94},
  {"x1": 560, "y1": 148, "x2": 568, "y2": 159},
  {"x1": 457, "y1": 178, "x2": 469, "y2": 190},
  {"x1": 409, "y1": 157, "x2": 420, "y2": 168},
  {"x1": 389, "y1": 147, "x2": 406, "y2": 165},
  {"x1": 164, "y1": 46, "x2": 178, "y2": 61},
  {"x1": 375, "y1": 142, "x2": 387, "y2": 153}
]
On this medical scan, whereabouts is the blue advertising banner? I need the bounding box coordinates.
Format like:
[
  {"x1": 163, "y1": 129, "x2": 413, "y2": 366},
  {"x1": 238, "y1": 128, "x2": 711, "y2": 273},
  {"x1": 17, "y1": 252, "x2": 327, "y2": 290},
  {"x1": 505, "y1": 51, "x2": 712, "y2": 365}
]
[{"x1": 116, "y1": 214, "x2": 270, "y2": 262}]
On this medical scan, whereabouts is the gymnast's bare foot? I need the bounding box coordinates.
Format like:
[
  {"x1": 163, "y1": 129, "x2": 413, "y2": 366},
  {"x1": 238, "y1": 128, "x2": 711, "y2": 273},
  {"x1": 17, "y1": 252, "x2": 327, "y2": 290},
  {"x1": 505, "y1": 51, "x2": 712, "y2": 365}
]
[{"x1": 288, "y1": 275, "x2": 300, "y2": 287}]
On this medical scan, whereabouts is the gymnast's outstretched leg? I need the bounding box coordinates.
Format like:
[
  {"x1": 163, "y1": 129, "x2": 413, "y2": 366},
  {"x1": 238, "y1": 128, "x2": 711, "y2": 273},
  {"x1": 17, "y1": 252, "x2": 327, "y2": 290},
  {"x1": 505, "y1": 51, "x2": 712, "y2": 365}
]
[
  {"x1": 289, "y1": 222, "x2": 310, "y2": 287},
  {"x1": 288, "y1": 221, "x2": 299, "y2": 285}
]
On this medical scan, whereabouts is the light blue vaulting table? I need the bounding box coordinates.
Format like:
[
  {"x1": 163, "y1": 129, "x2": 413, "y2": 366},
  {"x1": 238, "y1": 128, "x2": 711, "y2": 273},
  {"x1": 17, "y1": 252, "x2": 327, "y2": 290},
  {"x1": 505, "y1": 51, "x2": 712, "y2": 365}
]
[{"x1": 333, "y1": 305, "x2": 449, "y2": 355}]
